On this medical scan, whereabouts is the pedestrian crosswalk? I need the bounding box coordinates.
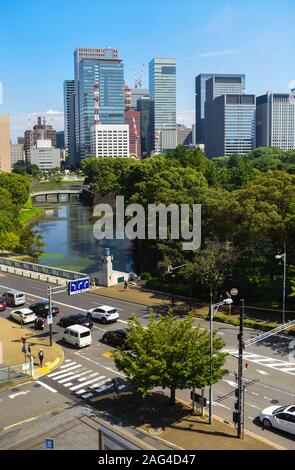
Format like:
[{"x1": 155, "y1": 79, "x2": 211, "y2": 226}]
[
  {"x1": 46, "y1": 359, "x2": 127, "y2": 400},
  {"x1": 225, "y1": 349, "x2": 295, "y2": 375}
]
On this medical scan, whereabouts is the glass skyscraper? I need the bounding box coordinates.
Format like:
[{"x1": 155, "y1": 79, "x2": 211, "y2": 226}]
[
  {"x1": 74, "y1": 48, "x2": 124, "y2": 161},
  {"x1": 195, "y1": 74, "x2": 245, "y2": 144},
  {"x1": 149, "y1": 58, "x2": 176, "y2": 154},
  {"x1": 256, "y1": 92, "x2": 295, "y2": 151}
]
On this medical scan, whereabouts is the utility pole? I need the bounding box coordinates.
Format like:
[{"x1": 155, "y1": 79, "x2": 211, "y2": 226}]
[
  {"x1": 237, "y1": 299, "x2": 245, "y2": 439},
  {"x1": 47, "y1": 286, "x2": 53, "y2": 347},
  {"x1": 209, "y1": 293, "x2": 214, "y2": 425}
]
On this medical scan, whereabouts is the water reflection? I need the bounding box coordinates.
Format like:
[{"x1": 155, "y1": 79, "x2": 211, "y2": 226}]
[{"x1": 35, "y1": 204, "x2": 134, "y2": 274}]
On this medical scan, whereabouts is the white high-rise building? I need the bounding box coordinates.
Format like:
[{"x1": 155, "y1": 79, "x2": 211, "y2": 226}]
[
  {"x1": 91, "y1": 124, "x2": 129, "y2": 158},
  {"x1": 256, "y1": 92, "x2": 295, "y2": 151},
  {"x1": 29, "y1": 140, "x2": 61, "y2": 170}
]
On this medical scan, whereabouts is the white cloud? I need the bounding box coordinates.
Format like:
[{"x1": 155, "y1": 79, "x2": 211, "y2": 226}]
[
  {"x1": 9, "y1": 110, "x2": 64, "y2": 143},
  {"x1": 198, "y1": 50, "x2": 238, "y2": 59}
]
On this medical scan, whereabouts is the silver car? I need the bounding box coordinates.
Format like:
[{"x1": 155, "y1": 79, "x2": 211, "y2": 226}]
[
  {"x1": 87, "y1": 305, "x2": 119, "y2": 324},
  {"x1": 259, "y1": 405, "x2": 295, "y2": 436}
]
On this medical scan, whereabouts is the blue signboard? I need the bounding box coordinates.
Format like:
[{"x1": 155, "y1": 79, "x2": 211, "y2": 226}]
[
  {"x1": 68, "y1": 277, "x2": 90, "y2": 296},
  {"x1": 45, "y1": 438, "x2": 55, "y2": 449}
]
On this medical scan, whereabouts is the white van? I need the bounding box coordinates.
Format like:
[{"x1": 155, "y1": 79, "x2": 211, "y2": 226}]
[
  {"x1": 63, "y1": 325, "x2": 92, "y2": 348},
  {"x1": 2, "y1": 290, "x2": 26, "y2": 307}
]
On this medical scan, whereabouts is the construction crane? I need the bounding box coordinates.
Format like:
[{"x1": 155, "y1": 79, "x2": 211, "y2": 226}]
[{"x1": 133, "y1": 64, "x2": 145, "y2": 88}]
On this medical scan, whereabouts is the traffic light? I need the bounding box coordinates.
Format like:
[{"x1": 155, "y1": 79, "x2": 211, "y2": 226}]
[{"x1": 233, "y1": 412, "x2": 239, "y2": 424}]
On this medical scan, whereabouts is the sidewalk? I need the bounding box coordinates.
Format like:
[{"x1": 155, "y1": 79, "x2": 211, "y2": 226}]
[
  {"x1": 90, "y1": 390, "x2": 284, "y2": 450},
  {"x1": 0, "y1": 317, "x2": 64, "y2": 379}
]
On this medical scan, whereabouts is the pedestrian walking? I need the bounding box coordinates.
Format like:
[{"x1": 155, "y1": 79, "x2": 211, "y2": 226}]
[
  {"x1": 38, "y1": 349, "x2": 44, "y2": 367},
  {"x1": 124, "y1": 280, "x2": 128, "y2": 291}
]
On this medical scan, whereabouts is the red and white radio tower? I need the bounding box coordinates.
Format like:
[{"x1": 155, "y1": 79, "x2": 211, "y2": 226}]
[
  {"x1": 93, "y1": 84, "x2": 100, "y2": 125},
  {"x1": 132, "y1": 117, "x2": 139, "y2": 158}
]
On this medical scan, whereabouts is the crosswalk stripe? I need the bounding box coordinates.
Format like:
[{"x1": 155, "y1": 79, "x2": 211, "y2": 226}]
[
  {"x1": 52, "y1": 368, "x2": 82, "y2": 381},
  {"x1": 69, "y1": 375, "x2": 102, "y2": 391},
  {"x1": 81, "y1": 393, "x2": 94, "y2": 399},
  {"x1": 89, "y1": 379, "x2": 108, "y2": 389},
  {"x1": 78, "y1": 372, "x2": 100, "y2": 382},
  {"x1": 62, "y1": 370, "x2": 93, "y2": 386},
  {"x1": 94, "y1": 383, "x2": 113, "y2": 393},
  {"x1": 76, "y1": 389, "x2": 86, "y2": 395},
  {"x1": 65, "y1": 359, "x2": 72, "y2": 363},
  {"x1": 60, "y1": 362, "x2": 76, "y2": 369},
  {"x1": 48, "y1": 364, "x2": 82, "y2": 377}
]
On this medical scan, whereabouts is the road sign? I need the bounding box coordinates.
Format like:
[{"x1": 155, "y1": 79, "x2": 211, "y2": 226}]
[
  {"x1": 190, "y1": 391, "x2": 207, "y2": 407},
  {"x1": 230, "y1": 288, "x2": 239, "y2": 296},
  {"x1": 45, "y1": 438, "x2": 55, "y2": 450},
  {"x1": 47, "y1": 314, "x2": 53, "y2": 325},
  {"x1": 22, "y1": 345, "x2": 26, "y2": 354},
  {"x1": 68, "y1": 277, "x2": 90, "y2": 296}
]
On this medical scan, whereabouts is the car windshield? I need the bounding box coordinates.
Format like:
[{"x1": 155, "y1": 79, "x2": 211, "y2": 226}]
[
  {"x1": 273, "y1": 406, "x2": 286, "y2": 414},
  {"x1": 16, "y1": 294, "x2": 24, "y2": 298},
  {"x1": 106, "y1": 309, "x2": 117, "y2": 315}
]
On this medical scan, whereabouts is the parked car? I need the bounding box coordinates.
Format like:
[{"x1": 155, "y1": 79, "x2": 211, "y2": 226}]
[
  {"x1": 59, "y1": 314, "x2": 93, "y2": 329},
  {"x1": 101, "y1": 329, "x2": 131, "y2": 349},
  {"x1": 0, "y1": 297, "x2": 7, "y2": 312},
  {"x1": 30, "y1": 300, "x2": 59, "y2": 318},
  {"x1": 259, "y1": 405, "x2": 295, "y2": 435},
  {"x1": 87, "y1": 305, "x2": 119, "y2": 324},
  {"x1": 10, "y1": 308, "x2": 37, "y2": 324},
  {"x1": 63, "y1": 325, "x2": 92, "y2": 348},
  {"x1": 2, "y1": 290, "x2": 25, "y2": 307}
]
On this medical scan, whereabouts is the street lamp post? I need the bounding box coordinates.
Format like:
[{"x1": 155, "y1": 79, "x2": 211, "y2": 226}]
[
  {"x1": 275, "y1": 244, "x2": 287, "y2": 324},
  {"x1": 208, "y1": 295, "x2": 234, "y2": 425}
]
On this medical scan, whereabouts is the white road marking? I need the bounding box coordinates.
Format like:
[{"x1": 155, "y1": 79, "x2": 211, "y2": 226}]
[
  {"x1": 95, "y1": 383, "x2": 113, "y2": 394},
  {"x1": 118, "y1": 319, "x2": 128, "y2": 325},
  {"x1": 211, "y1": 401, "x2": 231, "y2": 410},
  {"x1": 264, "y1": 396, "x2": 270, "y2": 400},
  {"x1": 47, "y1": 364, "x2": 82, "y2": 377},
  {"x1": 65, "y1": 359, "x2": 72, "y2": 363},
  {"x1": 217, "y1": 332, "x2": 225, "y2": 336},
  {"x1": 89, "y1": 379, "x2": 109, "y2": 389},
  {"x1": 52, "y1": 371, "x2": 77, "y2": 381},
  {"x1": 92, "y1": 325, "x2": 107, "y2": 332},
  {"x1": 81, "y1": 392, "x2": 94, "y2": 399},
  {"x1": 76, "y1": 389, "x2": 86, "y2": 395},
  {"x1": 251, "y1": 392, "x2": 259, "y2": 396},
  {"x1": 62, "y1": 370, "x2": 94, "y2": 385},
  {"x1": 9, "y1": 391, "x2": 30, "y2": 399},
  {"x1": 225, "y1": 349, "x2": 295, "y2": 376},
  {"x1": 60, "y1": 362, "x2": 76, "y2": 369},
  {"x1": 248, "y1": 404, "x2": 260, "y2": 410},
  {"x1": 223, "y1": 380, "x2": 237, "y2": 387},
  {"x1": 69, "y1": 375, "x2": 102, "y2": 391},
  {"x1": 63, "y1": 382, "x2": 73, "y2": 387},
  {"x1": 257, "y1": 370, "x2": 269, "y2": 376},
  {"x1": 35, "y1": 381, "x2": 57, "y2": 393},
  {"x1": 248, "y1": 416, "x2": 255, "y2": 420},
  {"x1": 74, "y1": 352, "x2": 125, "y2": 377}
]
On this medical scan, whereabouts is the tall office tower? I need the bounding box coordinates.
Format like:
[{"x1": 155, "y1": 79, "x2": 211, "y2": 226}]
[
  {"x1": 195, "y1": 74, "x2": 246, "y2": 145},
  {"x1": 24, "y1": 116, "x2": 57, "y2": 164},
  {"x1": 256, "y1": 92, "x2": 295, "y2": 151},
  {"x1": 131, "y1": 88, "x2": 149, "y2": 110},
  {"x1": 124, "y1": 109, "x2": 141, "y2": 158},
  {"x1": 91, "y1": 124, "x2": 129, "y2": 158},
  {"x1": 74, "y1": 48, "x2": 124, "y2": 162},
  {"x1": 56, "y1": 131, "x2": 65, "y2": 149},
  {"x1": 149, "y1": 58, "x2": 176, "y2": 154},
  {"x1": 11, "y1": 143, "x2": 25, "y2": 169},
  {"x1": 125, "y1": 84, "x2": 132, "y2": 110},
  {"x1": 205, "y1": 94, "x2": 256, "y2": 158},
  {"x1": 137, "y1": 96, "x2": 150, "y2": 157},
  {"x1": 0, "y1": 115, "x2": 11, "y2": 172},
  {"x1": 176, "y1": 124, "x2": 192, "y2": 147},
  {"x1": 64, "y1": 80, "x2": 76, "y2": 166}
]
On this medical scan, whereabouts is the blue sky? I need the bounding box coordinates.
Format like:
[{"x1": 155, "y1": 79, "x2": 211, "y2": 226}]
[{"x1": 0, "y1": 0, "x2": 294, "y2": 141}]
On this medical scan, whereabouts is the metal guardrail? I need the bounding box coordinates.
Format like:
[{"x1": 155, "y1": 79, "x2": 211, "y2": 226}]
[
  {"x1": 0, "y1": 257, "x2": 87, "y2": 281},
  {"x1": 0, "y1": 363, "x2": 33, "y2": 386}
]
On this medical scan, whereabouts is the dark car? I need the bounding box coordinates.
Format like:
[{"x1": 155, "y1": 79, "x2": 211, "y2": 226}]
[
  {"x1": 0, "y1": 298, "x2": 7, "y2": 312},
  {"x1": 101, "y1": 329, "x2": 131, "y2": 349},
  {"x1": 59, "y1": 314, "x2": 93, "y2": 329},
  {"x1": 30, "y1": 301, "x2": 60, "y2": 318}
]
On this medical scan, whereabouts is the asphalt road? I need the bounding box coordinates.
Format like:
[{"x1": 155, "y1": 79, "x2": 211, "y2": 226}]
[{"x1": 0, "y1": 272, "x2": 294, "y2": 450}]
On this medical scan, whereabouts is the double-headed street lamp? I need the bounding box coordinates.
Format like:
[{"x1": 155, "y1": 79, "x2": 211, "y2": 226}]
[
  {"x1": 275, "y1": 244, "x2": 287, "y2": 324},
  {"x1": 208, "y1": 293, "x2": 235, "y2": 425}
]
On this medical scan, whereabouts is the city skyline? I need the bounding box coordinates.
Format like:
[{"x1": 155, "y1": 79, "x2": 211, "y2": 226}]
[{"x1": 0, "y1": 0, "x2": 294, "y2": 141}]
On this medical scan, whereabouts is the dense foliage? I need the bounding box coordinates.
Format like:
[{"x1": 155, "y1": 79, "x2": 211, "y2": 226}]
[
  {"x1": 0, "y1": 172, "x2": 44, "y2": 256},
  {"x1": 82, "y1": 147, "x2": 295, "y2": 305}
]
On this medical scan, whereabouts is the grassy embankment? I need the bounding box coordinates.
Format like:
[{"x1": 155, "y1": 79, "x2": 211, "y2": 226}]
[{"x1": 20, "y1": 197, "x2": 44, "y2": 227}]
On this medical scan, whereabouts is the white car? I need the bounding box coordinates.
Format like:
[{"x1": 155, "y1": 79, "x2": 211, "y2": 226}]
[
  {"x1": 87, "y1": 305, "x2": 119, "y2": 324},
  {"x1": 259, "y1": 405, "x2": 295, "y2": 435},
  {"x1": 10, "y1": 308, "x2": 37, "y2": 324}
]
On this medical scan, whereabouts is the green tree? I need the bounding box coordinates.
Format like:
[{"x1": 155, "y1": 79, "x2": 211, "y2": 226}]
[
  {"x1": 113, "y1": 312, "x2": 228, "y2": 406},
  {"x1": 0, "y1": 232, "x2": 20, "y2": 252},
  {"x1": 0, "y1": 173, "x2": 30, "y2": 205}
]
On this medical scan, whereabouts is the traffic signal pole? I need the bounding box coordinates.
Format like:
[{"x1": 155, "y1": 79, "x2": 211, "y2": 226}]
[
  {"x1": 48, "y1": 286, "x2": 53, "y2": 347},
  {"x1": 237, "y1": 299, "x2": 245, "y2": 439}
]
